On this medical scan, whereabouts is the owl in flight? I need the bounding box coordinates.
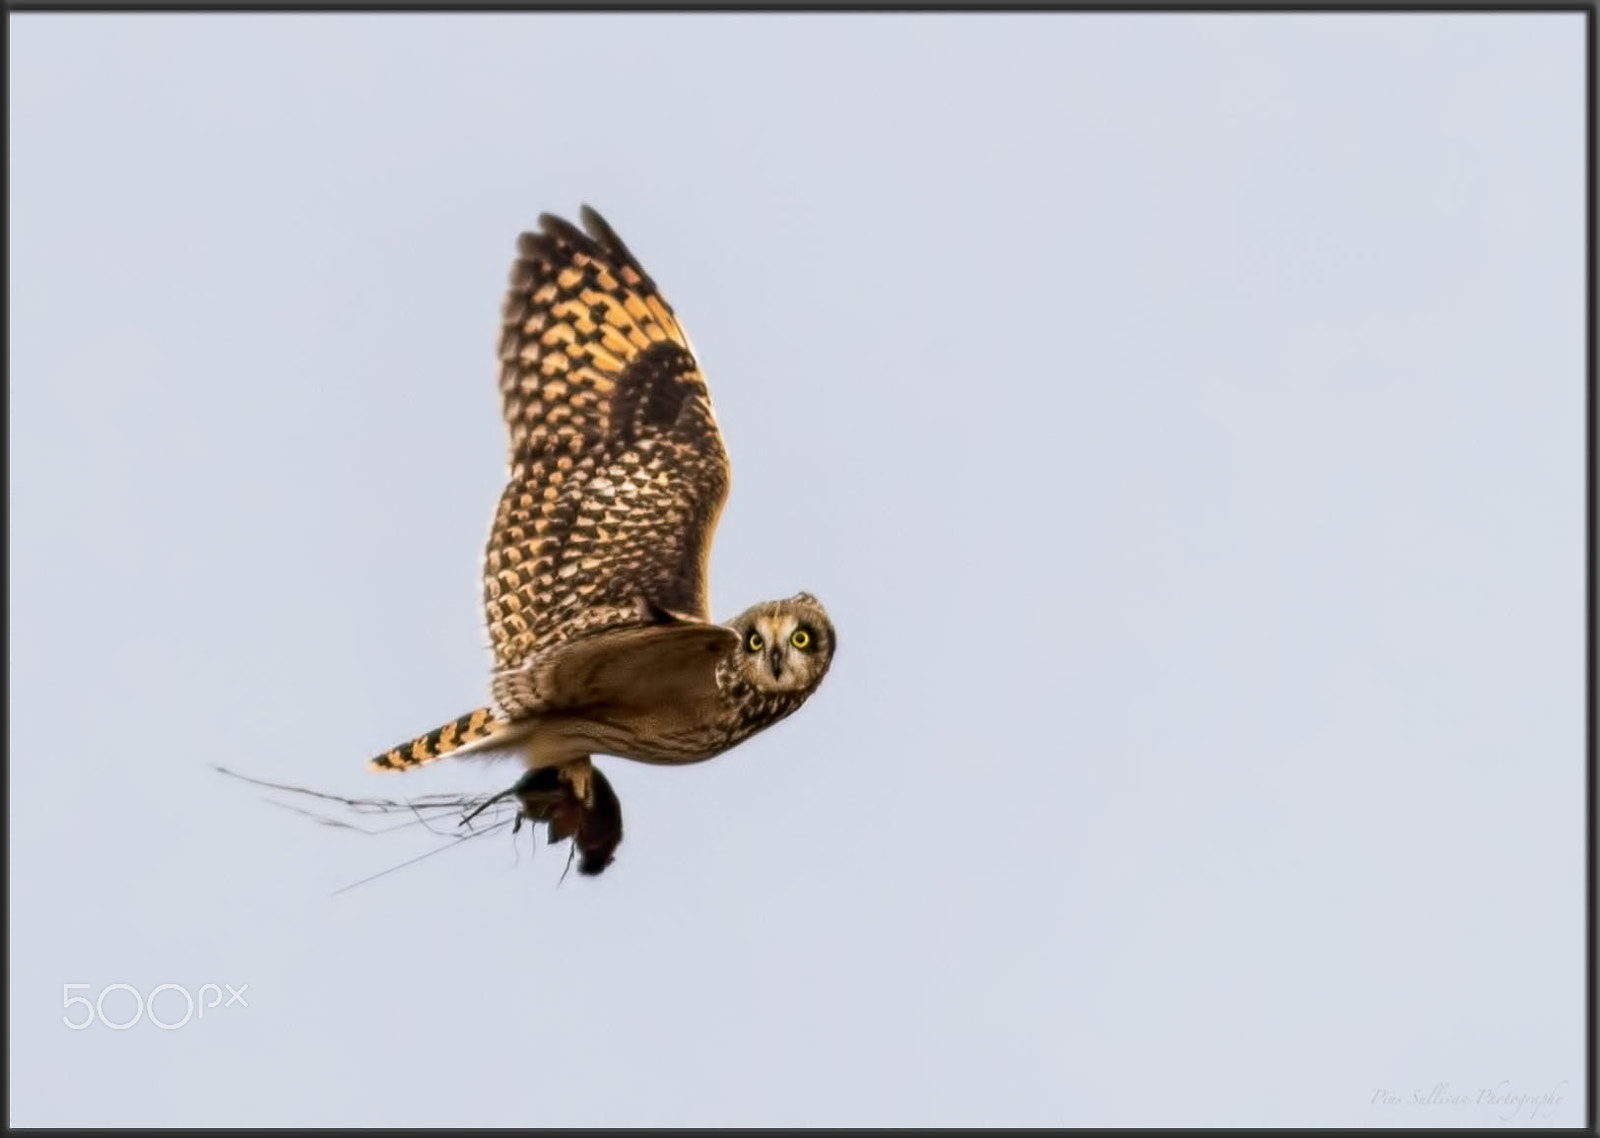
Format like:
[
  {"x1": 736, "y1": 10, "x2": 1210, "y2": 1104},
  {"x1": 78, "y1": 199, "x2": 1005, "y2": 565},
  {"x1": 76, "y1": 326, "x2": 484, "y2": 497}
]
[{"x1": 366, "y1": 206, "x2": 836, "y2": 876}]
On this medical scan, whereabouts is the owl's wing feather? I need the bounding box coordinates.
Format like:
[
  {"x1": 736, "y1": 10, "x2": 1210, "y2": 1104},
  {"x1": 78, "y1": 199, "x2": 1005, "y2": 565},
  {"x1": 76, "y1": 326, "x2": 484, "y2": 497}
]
[
  {"x1": 484, "y1": 207, "x2": 731, "y2": 708},
  {"x1": 495, "y1": 623, "x2": 738, "y2": 716}
]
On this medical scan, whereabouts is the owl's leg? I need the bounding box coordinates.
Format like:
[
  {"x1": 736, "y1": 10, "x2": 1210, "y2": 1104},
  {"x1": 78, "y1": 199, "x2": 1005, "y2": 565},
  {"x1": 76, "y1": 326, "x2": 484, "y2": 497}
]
[{"x1": 511, "y1": 760, "x2": 623, "y2": 876}]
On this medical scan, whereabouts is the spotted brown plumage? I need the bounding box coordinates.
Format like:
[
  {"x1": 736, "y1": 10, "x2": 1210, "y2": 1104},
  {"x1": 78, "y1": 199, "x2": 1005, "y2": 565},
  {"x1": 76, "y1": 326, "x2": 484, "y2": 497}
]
[
  {"x1": 485, "y1": 206, "x2": 729, "y2": 705},
  {"x1": 362, "y1": 206, "x2": 837, "y2": 876}
]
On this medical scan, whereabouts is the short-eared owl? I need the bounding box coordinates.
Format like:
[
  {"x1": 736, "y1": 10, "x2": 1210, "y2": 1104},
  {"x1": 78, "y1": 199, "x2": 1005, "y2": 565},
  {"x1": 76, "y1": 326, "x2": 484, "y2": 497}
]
[{"x1": 367, "y1": 206, "x2": 836, "y2": 876}]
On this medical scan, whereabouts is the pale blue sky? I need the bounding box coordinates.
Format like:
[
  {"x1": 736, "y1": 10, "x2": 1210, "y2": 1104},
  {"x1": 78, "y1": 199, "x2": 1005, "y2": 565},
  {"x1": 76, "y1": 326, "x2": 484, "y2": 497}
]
[{"x1": 9, "y1": 12, "x2": 1586, "y2": 1127}]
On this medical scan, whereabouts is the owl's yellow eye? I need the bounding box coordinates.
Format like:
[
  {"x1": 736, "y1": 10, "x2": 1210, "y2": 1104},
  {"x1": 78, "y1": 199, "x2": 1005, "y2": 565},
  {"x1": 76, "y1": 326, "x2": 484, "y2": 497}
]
[
  {"x1": 745, "y1": 631, "x2": 764, "y2": 653},
  {"x1": 791, "y1": 629, "x2": 811, "y2": 650}
]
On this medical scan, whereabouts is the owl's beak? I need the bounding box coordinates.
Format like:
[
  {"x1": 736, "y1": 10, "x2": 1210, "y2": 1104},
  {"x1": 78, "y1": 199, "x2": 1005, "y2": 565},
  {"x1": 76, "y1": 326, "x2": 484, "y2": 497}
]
[{"x1": 768, "y1": 647, "x2": 784, "y2": 679}]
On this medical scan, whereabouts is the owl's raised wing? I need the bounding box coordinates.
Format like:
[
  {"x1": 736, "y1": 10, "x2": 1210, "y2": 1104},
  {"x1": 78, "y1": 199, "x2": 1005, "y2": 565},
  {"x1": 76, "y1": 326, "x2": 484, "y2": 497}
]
[{"x1": 483, "y1": 207, "x2": 731, "y2": 708}]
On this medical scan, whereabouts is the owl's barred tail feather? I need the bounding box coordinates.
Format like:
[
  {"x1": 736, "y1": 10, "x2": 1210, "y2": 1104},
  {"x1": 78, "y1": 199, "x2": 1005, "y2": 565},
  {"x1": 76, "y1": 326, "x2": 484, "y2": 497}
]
[{"x1": 367, "y1": 707, "x2": 509, "y2": 773}]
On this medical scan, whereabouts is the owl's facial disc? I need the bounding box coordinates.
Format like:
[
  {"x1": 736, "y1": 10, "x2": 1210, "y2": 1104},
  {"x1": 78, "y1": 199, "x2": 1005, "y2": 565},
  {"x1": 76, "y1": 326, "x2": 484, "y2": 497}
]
[{"x1": 734, "y1": 598, "x2": 832, "y2": 694}]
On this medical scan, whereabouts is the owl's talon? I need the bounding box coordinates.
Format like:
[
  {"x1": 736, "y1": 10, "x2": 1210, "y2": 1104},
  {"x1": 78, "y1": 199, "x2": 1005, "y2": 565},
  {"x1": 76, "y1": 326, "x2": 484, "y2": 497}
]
[{"x1": 502, "y1": 762, "x2": 624, "y2": 876}]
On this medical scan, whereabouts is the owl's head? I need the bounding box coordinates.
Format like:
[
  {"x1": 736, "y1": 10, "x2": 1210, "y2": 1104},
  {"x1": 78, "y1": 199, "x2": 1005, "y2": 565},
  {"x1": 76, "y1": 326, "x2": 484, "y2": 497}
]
[{"x1": 725, "y1": 592, "x2": 836, "y2": 695}]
